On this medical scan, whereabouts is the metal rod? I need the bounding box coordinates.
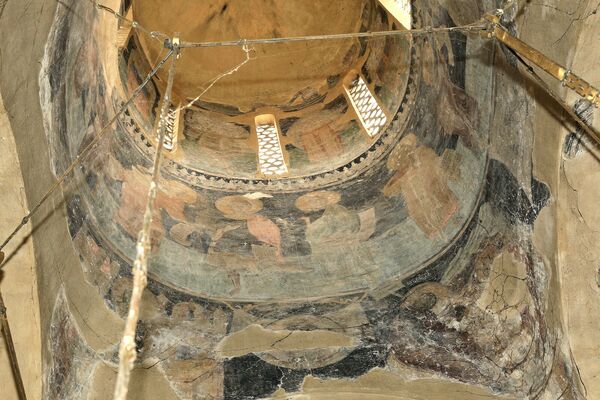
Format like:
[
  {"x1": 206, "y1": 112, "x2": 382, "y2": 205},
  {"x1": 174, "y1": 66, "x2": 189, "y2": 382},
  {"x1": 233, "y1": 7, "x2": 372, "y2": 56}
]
[
  {"x1": 112, "y1": 38, "x2": 180, "y2": 400},
  {"x1": 0, "y1": 277, "x2": 28, "y2": 400},
  {"x1": 513, "y1": 50, "x2": 600, "y2": 147},
  {"x1": 89, "y1": 0, "x2": 169, "y2": 43},
  {"x1": 483, "y1": 12, "x2": 600, "y2": 145},
  {"x1": 485, "y1": 12, "x2": 600, "y2": 109},
  {"x1": 179, "y1": 24, "x2": 487, "y2": 48}
]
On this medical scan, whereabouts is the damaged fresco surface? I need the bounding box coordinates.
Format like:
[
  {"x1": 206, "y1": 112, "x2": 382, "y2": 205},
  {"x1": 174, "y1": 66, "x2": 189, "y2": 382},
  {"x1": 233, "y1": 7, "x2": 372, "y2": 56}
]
[{"x1": 32, "y1": 0, "x2": 585, "y2": 399}]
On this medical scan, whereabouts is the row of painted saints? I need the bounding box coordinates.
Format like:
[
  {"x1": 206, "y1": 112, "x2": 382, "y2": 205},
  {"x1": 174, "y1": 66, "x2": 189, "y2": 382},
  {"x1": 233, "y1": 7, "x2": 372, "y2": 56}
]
[{"x1": 109, "y1": 132, "x2": 463, "y2": 295}]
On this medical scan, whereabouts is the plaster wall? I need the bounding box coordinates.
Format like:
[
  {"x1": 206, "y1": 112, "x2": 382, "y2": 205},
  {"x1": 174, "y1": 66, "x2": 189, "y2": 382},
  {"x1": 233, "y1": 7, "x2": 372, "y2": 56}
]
[
  {"x1": 0, "y1": 0, "x2": 103, "y2": 397},
  {"x1": 545, "y1": 2, "x2": 600, "y2": 396},
  {"x1": 0, "y1": 86, "x2": 42, "y2": 400},
  {"x1": 512, "y1": 0, "x2": 600, "y2": 397}
]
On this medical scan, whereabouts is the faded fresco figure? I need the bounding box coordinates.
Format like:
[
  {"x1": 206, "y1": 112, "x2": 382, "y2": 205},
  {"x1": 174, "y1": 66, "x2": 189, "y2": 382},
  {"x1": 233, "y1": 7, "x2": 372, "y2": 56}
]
[
  {"x1": 116, "y1": 166, "x2": 198, "y2": 250},
  {"x1": 297, "y1": 191, "x2": 381, "y2": 288},
  {"x1": 422, "y1": 38, "x2": 480, "y2": 150},
  {"x1": 384, "y1": 133, "x2": 459, "y2": 239}
]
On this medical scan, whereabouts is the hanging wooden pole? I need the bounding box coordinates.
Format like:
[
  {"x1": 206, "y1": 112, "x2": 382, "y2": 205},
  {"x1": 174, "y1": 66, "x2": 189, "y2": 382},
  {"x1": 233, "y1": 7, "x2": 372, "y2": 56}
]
[
  {"x1": 112, "y1": 35, "x2": 180, "y2": 400},
  {"x1": 483, "y1": 11, "x2": 600, "y2": 145},
  {"x1": 0, "y1": 253, "x2": 28, "y2": 400}
]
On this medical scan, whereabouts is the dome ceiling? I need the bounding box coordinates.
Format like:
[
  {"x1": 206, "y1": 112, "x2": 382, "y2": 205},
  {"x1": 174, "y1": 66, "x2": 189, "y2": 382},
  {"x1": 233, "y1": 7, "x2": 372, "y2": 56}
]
[
  {"x1": 133, "y1": 0, "x2": 368, "y2": 109},
  {"x1": 125, "y1": 0, "x2": 414, "y2": 182},
  {"x1": 40, "y1": 0, "x2": 492, "y2": 301}
]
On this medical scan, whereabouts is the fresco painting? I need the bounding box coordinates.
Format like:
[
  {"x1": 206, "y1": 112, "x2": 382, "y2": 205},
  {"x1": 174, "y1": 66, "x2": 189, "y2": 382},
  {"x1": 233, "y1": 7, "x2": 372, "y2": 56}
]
[
  {"x1": 31, "y1": 0, "x2": 581, "y2": 398},
  {"x1": 384, "y1": 133, "x2": 459, "y2": 238}
]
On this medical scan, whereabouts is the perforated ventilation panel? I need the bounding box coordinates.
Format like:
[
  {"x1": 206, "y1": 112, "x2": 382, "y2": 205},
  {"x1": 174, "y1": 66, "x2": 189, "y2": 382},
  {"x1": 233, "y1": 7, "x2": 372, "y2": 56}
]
[
  {"x1": 160, "y1": 106, "x2": 178, "y2": 151},
  {"x1": 255, "y1": 117, "x2": 288, "y2": 176},
  {"x1": 346, "y1": 76, "x2": 388, "y2": 138}
]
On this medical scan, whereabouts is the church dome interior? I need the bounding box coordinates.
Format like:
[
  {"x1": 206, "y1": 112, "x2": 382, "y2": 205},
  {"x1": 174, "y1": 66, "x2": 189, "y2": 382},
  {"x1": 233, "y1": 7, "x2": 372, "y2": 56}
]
[{"x1": 0, "y1": 0, "x2": 599, "y2": 399}]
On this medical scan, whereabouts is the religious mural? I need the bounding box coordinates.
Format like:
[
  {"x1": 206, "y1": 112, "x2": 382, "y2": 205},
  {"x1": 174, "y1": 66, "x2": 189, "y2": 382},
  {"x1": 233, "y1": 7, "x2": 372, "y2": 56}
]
[{"x1": 36, "y1": 0, "x2": 582, "y2": 398}]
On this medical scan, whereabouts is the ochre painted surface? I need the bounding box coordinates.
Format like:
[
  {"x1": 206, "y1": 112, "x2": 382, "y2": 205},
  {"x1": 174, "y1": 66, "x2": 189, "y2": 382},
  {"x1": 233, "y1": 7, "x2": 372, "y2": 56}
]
[{"x1": 133, "y1": 0, "x2": 368, "y2": 109}]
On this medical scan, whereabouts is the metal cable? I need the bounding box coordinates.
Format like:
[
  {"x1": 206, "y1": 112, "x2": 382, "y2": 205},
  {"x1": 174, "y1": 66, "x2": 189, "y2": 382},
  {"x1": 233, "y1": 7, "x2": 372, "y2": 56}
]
[
  {"x1": 113, "y1": 41, "x2": 180, "y2": 400},
  {"x1": 0, "y1": 289, "x2": 27, "y2": 400},
  {"x1": 179, "y1": 23, "x2": 488, "y2": 49},
  {"x1": 88, "y1": 0, "x2": 170, "y2": 43},
  {"x1": 88, "y1": 0, "x2": 513, "y2": 50},
  {"x1": 175, "y1": 3, "x2": 517, "y2": 49},
  {"x1": 0, "y1": 49, "x2": 174, "y2": 255},
  {"x1": 177, "y1": 44, "x2": 255, "y2": 112}
]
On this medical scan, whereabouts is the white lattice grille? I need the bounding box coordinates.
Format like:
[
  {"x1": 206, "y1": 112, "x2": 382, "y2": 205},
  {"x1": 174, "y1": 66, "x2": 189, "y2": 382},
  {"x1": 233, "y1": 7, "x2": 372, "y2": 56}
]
[
  {"x1": 159, "y1": 106, "x2": 177, "y2": 151},
  {"x1": 256, "y1": 121, "x2": 288, "y2": 176},
  {"x1": 346, "y1": 76, "x2": 388, "y2": 138}
]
